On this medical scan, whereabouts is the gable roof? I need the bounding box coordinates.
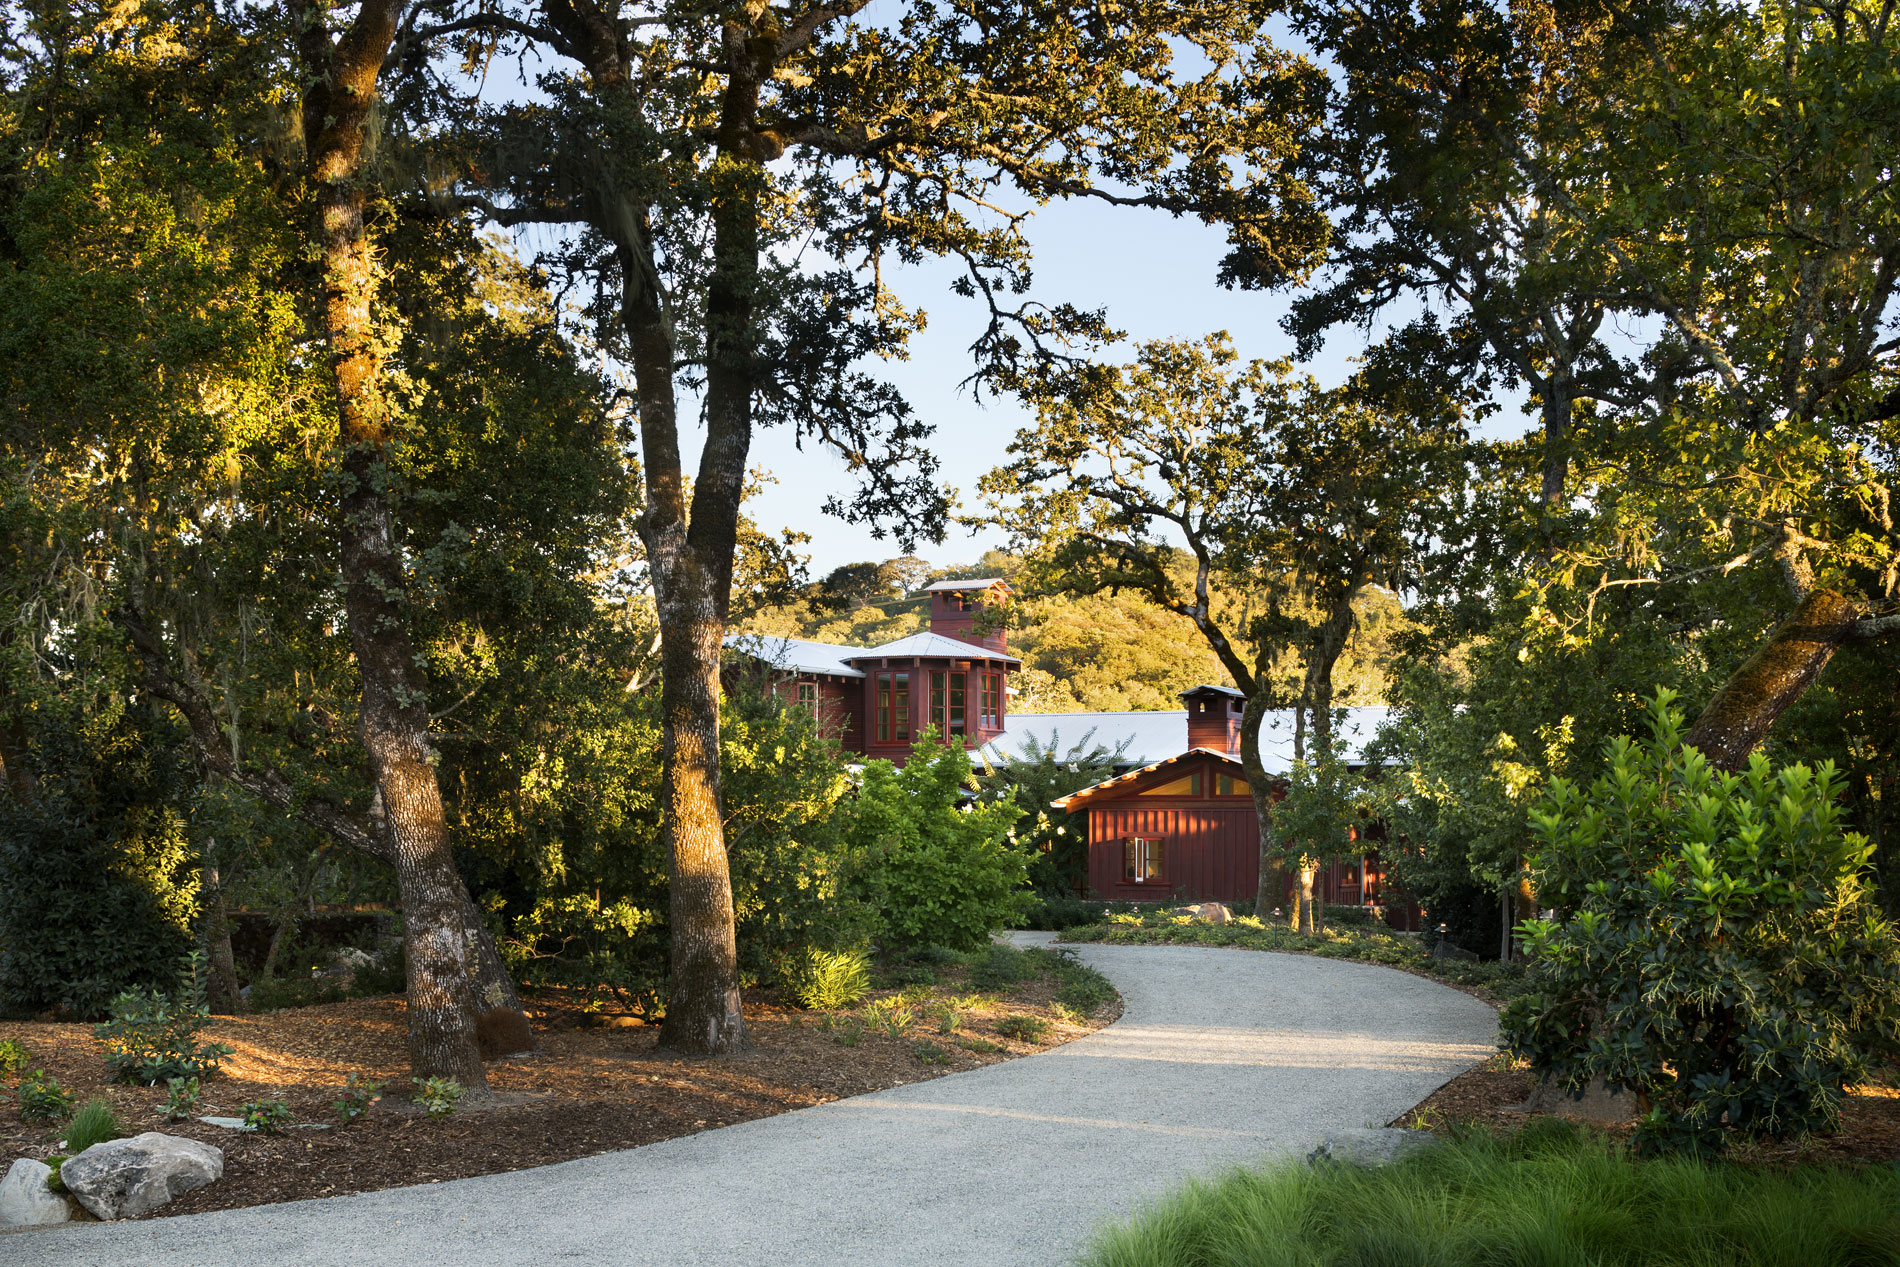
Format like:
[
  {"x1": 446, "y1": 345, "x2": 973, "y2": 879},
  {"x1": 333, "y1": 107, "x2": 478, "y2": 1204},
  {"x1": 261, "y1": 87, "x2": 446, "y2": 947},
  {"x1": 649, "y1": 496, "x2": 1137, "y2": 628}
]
[
  {"x1": 1049, "y1": 747, "x2": 1243, "y2": 811},
  {"x1": 723, "y1": 634, "x2": 868, "y2": 679},
  {"x1": 922, "y1": 577, "x2": 1007, "y2": 592},
  {"x1": 844, "y1": 631, "x2": 1021, "y2": 664},
  {"x1": 981, "y1": 705, "x2": 1390, "y2": 772}
]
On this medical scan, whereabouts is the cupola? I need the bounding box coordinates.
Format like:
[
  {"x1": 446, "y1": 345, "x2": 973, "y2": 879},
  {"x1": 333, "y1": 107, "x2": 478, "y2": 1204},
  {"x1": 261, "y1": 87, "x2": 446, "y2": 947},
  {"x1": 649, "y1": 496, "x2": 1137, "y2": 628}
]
[
  {"x1": 1180, "y1": 684, "x2": 1244, "y2": 754},
  {"x1": 923, "y1": 578, "x2": 1010, "y2": 653}
]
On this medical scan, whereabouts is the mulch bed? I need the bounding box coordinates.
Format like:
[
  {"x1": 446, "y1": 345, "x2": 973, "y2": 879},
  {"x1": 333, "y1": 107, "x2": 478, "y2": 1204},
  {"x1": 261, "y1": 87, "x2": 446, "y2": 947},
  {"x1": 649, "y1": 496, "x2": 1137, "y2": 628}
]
[
  {"x1": 1391, "y1": 1054, "x2": 1900, "y2": 1165},
  {"x1": 1, "y1": 962, "x2": 1117, "y2": 1218}
]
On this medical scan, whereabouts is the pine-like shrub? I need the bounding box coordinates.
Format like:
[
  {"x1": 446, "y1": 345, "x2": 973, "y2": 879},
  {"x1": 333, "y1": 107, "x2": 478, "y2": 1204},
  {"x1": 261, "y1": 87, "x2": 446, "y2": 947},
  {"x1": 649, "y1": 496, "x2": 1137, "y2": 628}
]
[
  {"x1": 1504, "y1": 691, "x2": 1900, "y2": 1155},
  {"x1": 778, "y1": 946, "x2": 871, "y2": 1010}
]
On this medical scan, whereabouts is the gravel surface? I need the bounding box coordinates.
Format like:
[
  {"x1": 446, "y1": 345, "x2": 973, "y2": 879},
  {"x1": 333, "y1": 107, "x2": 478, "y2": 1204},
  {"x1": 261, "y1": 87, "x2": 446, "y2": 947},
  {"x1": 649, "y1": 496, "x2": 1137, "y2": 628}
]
[{"x1": 7, "y1": 935, "x2": 1497, "y2": 1267}]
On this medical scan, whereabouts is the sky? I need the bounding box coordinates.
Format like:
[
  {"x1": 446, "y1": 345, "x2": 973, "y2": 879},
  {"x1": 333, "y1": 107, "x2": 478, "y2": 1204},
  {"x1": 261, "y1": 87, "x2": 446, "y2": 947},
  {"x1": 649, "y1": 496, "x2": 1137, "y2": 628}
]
[{"x1": 734, "y1": 197, "x2": 1395, "y2": 577}]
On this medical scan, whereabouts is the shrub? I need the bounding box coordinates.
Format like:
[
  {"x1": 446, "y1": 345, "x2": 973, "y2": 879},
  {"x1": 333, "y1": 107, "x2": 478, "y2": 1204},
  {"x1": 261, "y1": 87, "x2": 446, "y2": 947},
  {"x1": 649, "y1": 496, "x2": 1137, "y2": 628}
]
[
  {"x1": 847, "y1": 735, "x2": 1034, "y2": 952},
  {"x1": 413, "y1": 1077, "x2": 464, "y2": 1117},
  {"x1": 0, "y1": 712, "x2": 199, "y2": 1020},
  {"x1": 16, "y1": 1069, "x2": 74, "y2": 1122},
  {"x1": 63, "y1": 1096, "x2": 125, "y2": 1154},
  {"x1": 874, "y1": 964, "x2": 938, "y2": 989},
  {"x1": 0, "y1": 1038, "x2": 28, "y2": 1072},
  {"x1": 161, "y1": 1076, "x2": 201, "y2": 1123},
  {"x1": 95, "y1": 985, "x2": 234, "y2": 1084},
  {"x1": 862, "y1": 999, "x2": 913, "y2": 1038},
  {"x1": 900, "y1": 944, "x2": 966, "y2": 966},
  {"x1": 929, "y1": 1002, "x2": 963, "y2": 1034},
  {"x1": 241, "y1": 1098, "x2": 294, "y2": 1134},
  {"x1": 827, "y1": 1015, "x2": 865, "y2": 1047},
  {"x1": 967, "y1": 944, "x2": 1036, "y2": 992},
  {"x1": 911, "y1": 1039, "x2": 949, "y2": 1065},
  {"x1": 778, "y1": 947, "x2": 872, "y2": 1010},
  {"x1": 996, "y1": 1014, "x2": 1050, "y2": 1043},
  {"x1": 245, "y1": 973, "x2": 348, "y2": 1013},
  {"x1": 333, "y1": 1073, "x2": 384, "y2": 1125},
  {"x1": 1505, "y1": 691, "x2": 1900, "y2": 1155}
]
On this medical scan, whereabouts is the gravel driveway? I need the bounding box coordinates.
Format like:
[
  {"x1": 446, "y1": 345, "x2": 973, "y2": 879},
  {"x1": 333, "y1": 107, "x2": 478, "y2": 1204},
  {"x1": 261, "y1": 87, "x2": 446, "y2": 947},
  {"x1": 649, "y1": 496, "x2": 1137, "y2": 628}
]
[{"x1": 7, "y1": 936, "x2": 1497, "y2": 1267}]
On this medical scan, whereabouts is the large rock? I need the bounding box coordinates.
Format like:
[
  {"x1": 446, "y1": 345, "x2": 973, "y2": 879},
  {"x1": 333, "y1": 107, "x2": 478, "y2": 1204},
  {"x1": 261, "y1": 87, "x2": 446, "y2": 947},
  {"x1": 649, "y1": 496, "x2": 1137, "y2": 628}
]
[
  {"x1": 1169, "y1": 903, "x2": 1233, "y2": 925},
  {"x1": 1307, "y1": 1128, "x2": 1440, "y2": 1168},
  {"x1": 0, "y1": 1158, "x2": 77, "y2": 1227},
  {"x1": 59, "y1": 1133, "x2": 223, "y2": 1220}
]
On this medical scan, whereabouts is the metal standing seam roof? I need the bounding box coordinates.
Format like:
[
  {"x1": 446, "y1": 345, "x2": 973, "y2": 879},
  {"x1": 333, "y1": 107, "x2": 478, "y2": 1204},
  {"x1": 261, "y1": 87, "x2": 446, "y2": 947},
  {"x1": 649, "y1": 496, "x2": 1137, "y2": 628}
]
[
  {"x1": 843, "y1": 631, "x2": 1021, "y2": 664},
  {"x1": 722, "y1": 634, "x2": 869, "y2": 679},
  {"x1": 979, "y1": 705, "x2": 1393, "y2": 775},
  {"x1": 921, "y1": 577, "x2": 1008, "y2": 592}
]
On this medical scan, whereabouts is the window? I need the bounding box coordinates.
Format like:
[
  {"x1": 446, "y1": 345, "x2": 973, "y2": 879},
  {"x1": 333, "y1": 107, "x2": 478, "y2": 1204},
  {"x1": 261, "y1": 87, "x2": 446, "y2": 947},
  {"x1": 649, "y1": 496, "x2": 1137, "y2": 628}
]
[
  {"x1": 930, "y1": 670, "x2": 967, "y2": 738},
  {"x1": 979, "y1": 673, "x2": 1001, "y2": 729},
  {"x1": 1216, "y1": 772, "x2": 1248, "y2": 796},
  {"x1": 1141, "y1": 771, "x2": 1203, "y2": 797},
  {"x1": 1123, "y1": 837, "x2": 1165, "y2": 883},
  {"x1": 797, "y1": 682, "x2": 818, "y2": 720},
  {"x1": 875, "y1": 672, "x2": 910, "y2": 743}
]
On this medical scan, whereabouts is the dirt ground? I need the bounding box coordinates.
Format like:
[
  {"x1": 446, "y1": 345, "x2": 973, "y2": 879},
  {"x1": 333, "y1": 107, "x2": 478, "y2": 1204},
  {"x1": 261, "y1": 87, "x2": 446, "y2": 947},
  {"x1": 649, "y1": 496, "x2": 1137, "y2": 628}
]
[
  {"x1": 0, "y1": 960, "x2": 1117, "y2": 1218},
  {"x1": 1392, "y1": 1053, "x2": 1900, "y2": 1164}
]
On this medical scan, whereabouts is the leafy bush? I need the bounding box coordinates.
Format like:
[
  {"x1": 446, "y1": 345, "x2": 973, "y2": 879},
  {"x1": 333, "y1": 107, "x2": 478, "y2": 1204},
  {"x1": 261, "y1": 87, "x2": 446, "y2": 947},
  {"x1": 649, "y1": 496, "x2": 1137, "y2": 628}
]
[
  {"x1": 956, "y1": 1035, "x2": 1003, "y2": 1054},
  {"x1": 967, "y1": 944, "x2": 1036, "y2": 992},
  {"x1": 413, "y1": 1077, "x2": 464, "y2": 1118},
  {"x1": 0, "y1": 710, "x2": 200, "y2": 1020},
  {"x1": 873, "y1": 963, "x2": 938, "y2": 989},
  {"x1": 911, "y1": 1039, "x2": 949, "y2": 1065},
  {"x1": 862, "y1": 998, "x2": 913, "y2": 1038},
  {"x1": 63, "y1": 1096, "x2": 125, "y2": 1154},
  {"x1": 95, "y1": 985, "x2": 234, "y2": 1084},
  {"x1": 826, "y1": 1015, "x2": 865, "y2": 1047},
  {"x1": 928, "y1": 1002, "x2": 963, "y2": 1034},
  {"x1": 778, "y1": 947, "x2": 872, "y2": 1010},
  {"x1": 16, "y1": 1069, "x2": 74, "y2": 1122},
  {"x1": 161, "y1": 1076, "x2": 201, "y2": 1123},
  {"x1": 241, "y1": 1098, "x2": 294, "y2": 1134},
  {"x1": 333, "y1": 1073, "x2": 384, "y2": 1125},
  {"x1": 900, "y1": 944, "x2": 966, "y2": 966},
  {"x1": 245, "y1": 972, "x2": 348, "y2": 1013},
  {"x1": 847, "y1": 734, "x2": 1034, "y2": 952},
  {"x1": 1506, "y1": 693, "x2": 1900, "y2": 1155},
  {"x1": 996, "y1": 1014, "x2": 1050, "y2": 1043},
  {"x1": 0, "y1": 1038, "x2": 28, "y2": 1072},
  {"x1": 1021, "y1": 895, "x2": 1116, "y2": 931},
  {"x1": 1079, "y1": 1122, "x2": 1900, "y2": 1267}
]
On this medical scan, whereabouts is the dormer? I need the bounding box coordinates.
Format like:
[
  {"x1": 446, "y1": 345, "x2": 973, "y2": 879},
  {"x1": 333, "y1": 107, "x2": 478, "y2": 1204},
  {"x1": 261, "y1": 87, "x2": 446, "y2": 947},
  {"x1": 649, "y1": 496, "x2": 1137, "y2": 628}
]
[
  {"x1": 1180, "y1": 684, "x2": 1244, "y2": 754},
  {"x1": 923, "y1": 578, "x2": 1010, "y2": 653}
]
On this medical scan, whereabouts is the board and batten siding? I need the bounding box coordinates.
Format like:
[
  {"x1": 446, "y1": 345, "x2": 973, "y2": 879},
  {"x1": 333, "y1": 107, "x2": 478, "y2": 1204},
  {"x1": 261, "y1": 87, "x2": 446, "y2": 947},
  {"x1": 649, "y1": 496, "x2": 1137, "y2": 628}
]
[{"x1": 1087, "y1": 802, "x2": 1260, "y2": 902}]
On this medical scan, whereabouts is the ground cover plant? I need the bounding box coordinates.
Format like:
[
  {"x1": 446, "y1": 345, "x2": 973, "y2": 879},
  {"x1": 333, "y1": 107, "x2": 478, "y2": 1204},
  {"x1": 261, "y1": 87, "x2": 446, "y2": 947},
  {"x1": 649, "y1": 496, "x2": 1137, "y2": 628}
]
[
  {"x1": 0, "y1": 942, "x2": 1117, "y2": 1217},
  {"x1": 1080, "y1": 1122, "x2": 1898, "y2": 1267},
  {"x1": 1060, "y1": 912, "x2": 1530, "y2": 1004}
]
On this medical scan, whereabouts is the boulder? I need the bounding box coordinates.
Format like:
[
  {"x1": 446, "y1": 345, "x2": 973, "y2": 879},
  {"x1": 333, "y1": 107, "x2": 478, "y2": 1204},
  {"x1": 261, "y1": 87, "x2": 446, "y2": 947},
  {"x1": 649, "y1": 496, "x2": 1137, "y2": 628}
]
[
  {"x1": 1168, "y1": 903, "x2": 1233, "y2": 924},
  {"x1": 0, "y1": 1158, "x2": 77, "y2": 1227},
  {"x1": 1307, "y1": 1128, "x2": 1440, "y2": 1168},
  {"x1": 59, "y1": 1133, "x2": 223, "y2": 1220}
]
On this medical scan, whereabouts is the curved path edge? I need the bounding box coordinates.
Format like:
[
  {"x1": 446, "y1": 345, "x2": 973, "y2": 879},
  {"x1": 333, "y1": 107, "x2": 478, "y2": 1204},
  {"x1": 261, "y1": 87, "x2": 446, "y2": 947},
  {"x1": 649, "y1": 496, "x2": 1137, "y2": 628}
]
[{"x1": 6, "y1": 936, "x2": 1497, "y2": 1267}]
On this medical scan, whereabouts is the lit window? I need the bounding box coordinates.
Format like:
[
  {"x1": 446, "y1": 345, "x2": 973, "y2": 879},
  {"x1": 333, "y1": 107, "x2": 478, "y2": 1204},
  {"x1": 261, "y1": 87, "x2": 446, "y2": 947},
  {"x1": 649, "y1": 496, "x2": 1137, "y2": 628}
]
[
  {"x1": 797, "y1": 682, "x2": 818, "y2": 720},
  {"x1": 1123, "y1": 837, "x2": 1165, "y2": 883}
]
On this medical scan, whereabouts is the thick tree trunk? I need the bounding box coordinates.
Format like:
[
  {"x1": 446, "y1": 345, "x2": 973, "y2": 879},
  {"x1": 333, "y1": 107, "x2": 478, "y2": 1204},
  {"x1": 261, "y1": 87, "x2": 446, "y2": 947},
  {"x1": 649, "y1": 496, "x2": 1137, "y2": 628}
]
[
  {"x1": 1684, "y1": 588, "x2": 1860, "y2": 771},
  {"x1": 1241, "y1": 694, "x2": 1285, "y2": 925},
  {"x1": 297, "y1": 0, "x2": 486, "y2": 1088}
]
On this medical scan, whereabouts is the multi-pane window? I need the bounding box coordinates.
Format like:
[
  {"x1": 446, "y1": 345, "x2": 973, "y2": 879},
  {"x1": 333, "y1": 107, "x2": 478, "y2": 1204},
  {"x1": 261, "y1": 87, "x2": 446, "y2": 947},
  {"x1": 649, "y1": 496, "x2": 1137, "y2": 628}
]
[
  {"x1": 1123, "y1": 837, "x2": 1165, "y2": 883},
  {"x1": 875, "y1": 672, "x2": 910, "y2": 743},
  {"x1": 929, "y1": 670, "x2": 967, "y2": 737},
  {"x1": 797, "y1": 682, "x2": 819, "y2": 720},
  {"x1": 1216, "y1": 772, "x2": 1248, "y2": 796},
  {"x1": 979, "y1": 673, "x2": 1001, "y2": 729}
]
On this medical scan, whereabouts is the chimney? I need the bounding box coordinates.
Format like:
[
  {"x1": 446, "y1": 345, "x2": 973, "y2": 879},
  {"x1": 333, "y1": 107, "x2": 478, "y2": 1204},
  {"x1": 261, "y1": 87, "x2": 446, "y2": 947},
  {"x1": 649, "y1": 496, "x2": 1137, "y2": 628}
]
[
  {"x1": 924, "y1": 578, "x2": 1010, "y2": 652},
  {"x1": 1180, "y1": 685, "x2": 1242, "y2": 754}
]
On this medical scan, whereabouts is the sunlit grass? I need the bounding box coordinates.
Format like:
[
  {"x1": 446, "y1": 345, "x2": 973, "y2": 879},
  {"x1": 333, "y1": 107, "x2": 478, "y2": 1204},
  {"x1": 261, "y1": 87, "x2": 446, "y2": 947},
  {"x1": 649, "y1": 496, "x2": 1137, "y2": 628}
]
[{"x1": 1081, "y1": 1121, "x2": 1899, "y2": 1267}]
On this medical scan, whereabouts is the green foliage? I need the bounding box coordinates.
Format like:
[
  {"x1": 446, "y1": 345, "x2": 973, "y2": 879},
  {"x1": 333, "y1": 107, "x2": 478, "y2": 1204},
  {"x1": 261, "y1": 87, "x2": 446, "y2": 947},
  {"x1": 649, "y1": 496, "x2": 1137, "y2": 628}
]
[
  {"x1": 44, "y1": 1155, "x2": 70, "y2": 1193},
  {"x1": 333, "y1": 1074, "x2": 384, "y2": 1126},
  {"x1": 957, "y1": 1035, "x2": 1004, "y2": 1054},
  {"x1": 996, "y1": 1014, "x2": 1050, "y2": 1043},
  {"x1": 15, "y1": 1070, "x2": 74, "y2": 1122},
  {"x1": 245, "y1": 973, "x2": 350, "y2": 1013},
  {"x1": 928, "y1": 1002, "x2": 964, "y2": 1034},
  {"x1": 240, "y1": 1098, "x2": 293, "y2": 1135},
  {"x1": 95, "y1": 985, "x2": 233, "y2": 1085},
  {"x1": 413, "y1": 1077, "x2": 464, "y2": 1118},
  {"x1": 862, "y1": 998, "x2": 914, "y2": 1038},
  {"x1": 161, "y1": 1076, "x2": 201, "y2": 1123},
  {"x1": 978, "y1": 728, "x2": 1129, "y2": 895},
  {"x1": 966, "y1": 944, "x2": 1037, "y2": 992},
  {"x1": 0, "y1": 709, "x2": 201, "y2": 1021},
  {"x1": 1504, "y1": 693, "x2": 1900, "y2": 1155},
  {"x1": 911, "y1": 1039, "x2": 950, "y2": 1065},
  {"x1": 0, "y1": 1039, "x2": 28, "y2": 1072},
  {"x1": 1079, "y1": 1123, "x2": 1899, "y2": 1267},
  {"x1": 826, "y1": 1016, "x2": 866, "y2": 1047},
  {"x1": 63, "y1": 1097, "x2": 126, "y2": 1155},
  {"x1": 849, "y1": 735, "x2": 1034, "y2": 954},
  {"x1": 779, "y1": 947, "x2": 872, "y2": 1011},
  {"x1": 1275, "y1": 732, "x2": 1377, "y2": 874}
]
